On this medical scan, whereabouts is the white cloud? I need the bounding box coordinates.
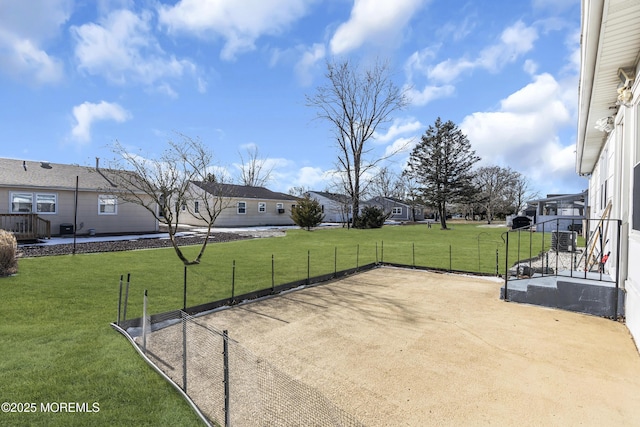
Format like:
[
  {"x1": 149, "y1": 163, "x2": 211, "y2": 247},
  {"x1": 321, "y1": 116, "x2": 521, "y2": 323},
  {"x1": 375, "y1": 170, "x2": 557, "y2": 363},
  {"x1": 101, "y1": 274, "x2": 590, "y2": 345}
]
[
  {"x1": 0, "y1": 0, "x2": 71, "y2": 84},
  {"x1": 460, "y1": 73, "x2": 578, "y2": 193},
  {"x1": 407, "y1": 20, "x2": 538, "y2": 87},
  {"x1": 295, "y1": 166, "x2": 332, "y2": 189},
  {"x1": 294, "y1": 43, "x2": 325, "y2": 86},
  {"x1": 330, "y1": 0, "x2": 427, "y2": 55},
  {"x1": 157, "y1": 0, "x2": 312, "y2": 61},
  {"x1": 373, "y1": 118, "x2": 422, "y2": 143},
  {"x1": 71, "y1": 101, "x2": 131, "y2": 143},
  {"x1": 71, "y1": 9, "x2": 197, "y2": 91},
  {"x1": 405, "y1": 83, "x2": 455, "y2": 106},
  {"x1": 383, "y1": 137, "x2": 416, "y2": 158}
]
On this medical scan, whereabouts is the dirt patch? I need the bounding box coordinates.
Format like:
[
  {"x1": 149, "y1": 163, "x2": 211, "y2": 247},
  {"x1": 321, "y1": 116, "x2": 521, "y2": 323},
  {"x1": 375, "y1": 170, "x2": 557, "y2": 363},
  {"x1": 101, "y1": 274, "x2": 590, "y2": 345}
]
[{"x1": 143, "y1": 267, "x2": 640, "y2": 426}]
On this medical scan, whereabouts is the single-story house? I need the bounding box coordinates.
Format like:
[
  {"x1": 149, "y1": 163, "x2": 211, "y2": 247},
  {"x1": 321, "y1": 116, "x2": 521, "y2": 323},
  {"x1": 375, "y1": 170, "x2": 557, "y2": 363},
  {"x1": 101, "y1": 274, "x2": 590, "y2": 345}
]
[
  {"x1": 366, "y1": 196, "x2": 425, "y2": 222},
  {"x1": 0, "y1": 157, "x2": 158, "y2": 239},
  {"x1": 513, "y1": 192, "x2": 587, "y2": 232},
  {"x1": 576, "y1": 0, "x2": 640, "y2": 351},
  {"x1": 178, "y1": 182, "x2": 298, "y2": 227},
  {"x1": 307, "y1": 191, "x2": 352, "y2": 223}
]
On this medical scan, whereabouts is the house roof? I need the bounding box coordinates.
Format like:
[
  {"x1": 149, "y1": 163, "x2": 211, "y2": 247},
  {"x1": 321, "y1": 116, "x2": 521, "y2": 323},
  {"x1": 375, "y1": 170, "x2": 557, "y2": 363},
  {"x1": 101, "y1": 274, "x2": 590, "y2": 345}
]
[
  {"x1": 0, "y1": 157, "x2": 117, "y2": 191},
  {"x1": 192, "y1": 181, "x2": 298, "y2": 201},
  {"x1": 308, "y1": 191, "x2": 350, "y2": 203},
  {"x1": 576, "y1": 0, "x2": 640, "y2": 175}
]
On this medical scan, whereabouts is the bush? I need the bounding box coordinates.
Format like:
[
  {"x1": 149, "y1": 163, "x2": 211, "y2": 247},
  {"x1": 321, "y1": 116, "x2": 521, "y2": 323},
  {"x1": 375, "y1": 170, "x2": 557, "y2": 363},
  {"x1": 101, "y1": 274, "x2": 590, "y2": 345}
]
[
  {"x1": 0, "y1": 230, "x2": 18, "y2": 277},
  {"x1": 354, "y1": 206, "x2": 388, "y2": 229},
  {"x1": 291, "y1": 195, "x2": 325, "y2": 230}
]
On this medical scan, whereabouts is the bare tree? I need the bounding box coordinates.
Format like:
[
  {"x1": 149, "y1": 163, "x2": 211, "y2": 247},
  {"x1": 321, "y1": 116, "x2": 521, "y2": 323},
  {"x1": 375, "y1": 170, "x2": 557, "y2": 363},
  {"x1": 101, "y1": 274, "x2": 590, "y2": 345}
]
[
  {"x1": 472, "y1": 166, "x2": 518, "y2": 224},
  {"x1": 511, "y1": 172, "x2": 540, "y2": 215},
  {"x1": 306, "y1": 58, "x2": 408, "y2": 228},
  {"x1": 102, "y1": 135, "x2": 231, "y2": 265},
  {"x1": 237, "y1": 145, "x2": 273, "y2": 187},
  {"x1": 370, "y1": 166, "x2": 404, "y2": 199}
]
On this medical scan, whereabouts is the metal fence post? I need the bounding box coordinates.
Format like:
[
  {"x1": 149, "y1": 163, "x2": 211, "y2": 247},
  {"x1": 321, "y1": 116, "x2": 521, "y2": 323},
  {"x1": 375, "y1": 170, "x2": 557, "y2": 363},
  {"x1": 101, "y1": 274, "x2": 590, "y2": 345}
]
[
  {"x1": 142, "y1": 289, "x2": 148, "y2": 354},
  {"x1": 183, "y1": 265, "x2": 187, "y2": 311},
  {"x1": 307, "y1": 250, "x2": 310, "y2": 285},
  {"x1": 503, "y1": 232, "x2": 509, "y2": 301},
  {"x1": 117, "y1": 274, "x2": 123, "y2": 325},
  {"x1": 412, "y1": 242, "x2": 415, "y2": 268},
  {"x1": 223, "y1": 330, "x2": 230, "y2": 427},
  {"x1": 231, "y1": 260, "x2": 236, "y2": 301},
  {"x1": 123, "y1": 273, "x2": 131, "y2": 323},
  {"x1": 495, "y1": 249, "x2": 498, "y2": 277},
  {"x1": 182, "y1": 314, "x2": 187, "y2": 392}
]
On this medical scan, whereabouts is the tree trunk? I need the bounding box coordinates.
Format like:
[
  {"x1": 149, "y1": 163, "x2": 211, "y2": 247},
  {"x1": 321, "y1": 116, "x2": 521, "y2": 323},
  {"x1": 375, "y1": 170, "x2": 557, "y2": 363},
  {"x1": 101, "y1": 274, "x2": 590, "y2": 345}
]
[{"x1": 439, "y1": 203, "x2": 448, "y2": 230}]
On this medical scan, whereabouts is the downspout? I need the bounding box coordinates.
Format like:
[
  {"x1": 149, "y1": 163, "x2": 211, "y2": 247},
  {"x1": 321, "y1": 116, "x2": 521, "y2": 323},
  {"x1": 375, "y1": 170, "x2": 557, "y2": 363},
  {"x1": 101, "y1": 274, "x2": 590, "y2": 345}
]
[{"x1": 576, "y1": 0, "x2": 605, "y2": 175}]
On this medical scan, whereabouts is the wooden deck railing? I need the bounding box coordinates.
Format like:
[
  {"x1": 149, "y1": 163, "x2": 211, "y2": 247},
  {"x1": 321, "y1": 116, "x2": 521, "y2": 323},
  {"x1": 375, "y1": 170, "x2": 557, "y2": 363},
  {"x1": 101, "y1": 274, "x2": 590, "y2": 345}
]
[{"x1": 0, "y1": 213, "x2": 51, "y2": 240}]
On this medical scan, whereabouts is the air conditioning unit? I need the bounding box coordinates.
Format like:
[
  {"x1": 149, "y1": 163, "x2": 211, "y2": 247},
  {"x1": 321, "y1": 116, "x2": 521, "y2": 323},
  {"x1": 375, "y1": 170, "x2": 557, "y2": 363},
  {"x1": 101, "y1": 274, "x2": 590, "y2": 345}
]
[
  {"x1": 277, "y1": 208, "x2": 285, "y2": 214},
  {"x1": 552, "y1": 231, "x2": 577, "y2": 252}
]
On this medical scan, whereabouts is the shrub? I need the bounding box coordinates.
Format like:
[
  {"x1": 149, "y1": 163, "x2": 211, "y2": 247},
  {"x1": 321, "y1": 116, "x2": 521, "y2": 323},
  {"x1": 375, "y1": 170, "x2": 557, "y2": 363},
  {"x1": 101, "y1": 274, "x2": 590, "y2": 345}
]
[
  {"x1": 291, "y1": 195, "x2": 325, "y2": 231},
  {"x1": 0, "y1": 230, "x2": 18, "y2": 277},
  {"x1": 354, "y1": 206, "x2": 388, "y2": 229}
]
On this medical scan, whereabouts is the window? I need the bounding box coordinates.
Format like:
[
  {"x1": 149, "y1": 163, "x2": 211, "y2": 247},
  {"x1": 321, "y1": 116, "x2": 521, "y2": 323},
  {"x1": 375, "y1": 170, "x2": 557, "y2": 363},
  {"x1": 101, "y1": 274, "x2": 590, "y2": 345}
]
[
  {"x1": 194, "y1": 201, "x2": 199, "y2": 214},
  {"x1": 36, "y1": 193, "x2": 56, "y2": 213},
  {"x1": 258, "y1": 202, "x2": 266, "y2": 213},
  {"x1": 10, "y1": 192, "x2": 57, "y2": 214},
  {"x1": 98, "y1": 195, "x2": 117, "y2": 215},
  {"x1": 181, "y1": 203, "x2": 187, "y2": 211},
  {"x1": 237, "y1": 201, "x2": 246, "y2": 214},
  {"x1": 11, "y1": 193, "x2": 33, "y2": 213},
  {"x1": 276, "y1": 203, "x2": 284, "y2": 214},
  {"x1": 392, "y1": 207, "x2": 402, "y2": 215}
]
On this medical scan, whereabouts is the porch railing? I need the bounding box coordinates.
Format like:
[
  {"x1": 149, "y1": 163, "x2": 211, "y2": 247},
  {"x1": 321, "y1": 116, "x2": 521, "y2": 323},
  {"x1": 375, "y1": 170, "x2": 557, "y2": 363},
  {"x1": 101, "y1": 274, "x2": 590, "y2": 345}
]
[{"x1": 0, "y1": 213, "x2": 51, "y2": 240}]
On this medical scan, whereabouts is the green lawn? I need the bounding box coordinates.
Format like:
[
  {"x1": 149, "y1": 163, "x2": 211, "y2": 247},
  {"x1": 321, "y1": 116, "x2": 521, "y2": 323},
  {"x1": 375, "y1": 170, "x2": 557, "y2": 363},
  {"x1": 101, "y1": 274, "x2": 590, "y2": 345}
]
[{"x1": 0, "y1": 223, "x2": 546, "y2": 426}]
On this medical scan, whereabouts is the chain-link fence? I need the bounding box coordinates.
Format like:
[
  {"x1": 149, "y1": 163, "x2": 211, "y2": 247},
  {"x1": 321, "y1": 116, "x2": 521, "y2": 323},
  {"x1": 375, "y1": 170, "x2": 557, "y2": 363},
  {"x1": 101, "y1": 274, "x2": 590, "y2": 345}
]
[{"x1": 126, "y1": 306, "x2": 365, "y2": 427}]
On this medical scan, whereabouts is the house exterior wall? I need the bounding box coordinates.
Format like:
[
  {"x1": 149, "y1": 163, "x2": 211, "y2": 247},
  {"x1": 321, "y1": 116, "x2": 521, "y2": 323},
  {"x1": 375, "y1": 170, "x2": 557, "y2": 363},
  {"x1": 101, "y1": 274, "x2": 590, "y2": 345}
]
[
  {"x1": 585, "y1": 81, "x2": 640, "y2": 351},
  {"x1": 1, "y1": 187, "x2": 158, "y2": 235},
  {"x1": 367, "y1": 197, "x2": 425, "y2": 221},
  {"x1": 178, "y1": 196, "x2": 296, "y2": 227},
  {"x1": 308, "y1": 192, "x2": 349, "y2": 223}
]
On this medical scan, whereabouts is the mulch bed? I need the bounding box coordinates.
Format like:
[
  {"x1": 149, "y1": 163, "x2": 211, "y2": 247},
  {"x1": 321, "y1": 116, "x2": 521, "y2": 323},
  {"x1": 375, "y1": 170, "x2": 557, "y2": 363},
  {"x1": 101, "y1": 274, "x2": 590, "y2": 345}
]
[{"x1": 18, "y1": 232, "x2": 250, "y2": 258}]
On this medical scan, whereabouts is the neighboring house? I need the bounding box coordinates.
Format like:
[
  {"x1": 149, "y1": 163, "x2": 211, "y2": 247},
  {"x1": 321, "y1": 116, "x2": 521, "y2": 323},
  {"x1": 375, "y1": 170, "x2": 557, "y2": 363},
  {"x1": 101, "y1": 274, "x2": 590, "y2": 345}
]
[
  {"x1": 0, "y1": 158, "x2": 158, "y2": 239},
  {"x1": 307, "y1": 191, "x2": 351, "y2": 223},
  {"x1": 513, "y1": 192, "x2": 587, "y2": 232},
  {"x1": 179, "y1": 182, "x2": 298, "y2": 227},
  {"x1": 576, "y1": 0, "x2": 640, "y2": 351},
  {"x1": 366, "y1": 196, "x2": 425, "y2": 222}
]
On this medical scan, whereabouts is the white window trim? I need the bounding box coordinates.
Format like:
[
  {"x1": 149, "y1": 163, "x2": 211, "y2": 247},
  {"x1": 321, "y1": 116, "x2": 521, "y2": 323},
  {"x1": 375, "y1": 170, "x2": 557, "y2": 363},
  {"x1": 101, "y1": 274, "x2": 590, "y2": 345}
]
[
  {"x1": 237, "y1": 201, "x2": 247, "y2": 215},
  {"x1": 10, "y1": 192, "x2": 33, "y2": 213},
  {"x1": 10, "y1": 192, "x2": 58, "y2": 214},
  {"x1": 392, "y1": 207, "x2": 402, "y2": 215},
  {"x1": 35, "y1": 193, "x2": 57, "y2": 214},
  {"x1": 98, "y1": 195, "x2": 118, "y2": 215},
  {"x1": 258, "y1": 202, "x2": 266, "y2": 213}
]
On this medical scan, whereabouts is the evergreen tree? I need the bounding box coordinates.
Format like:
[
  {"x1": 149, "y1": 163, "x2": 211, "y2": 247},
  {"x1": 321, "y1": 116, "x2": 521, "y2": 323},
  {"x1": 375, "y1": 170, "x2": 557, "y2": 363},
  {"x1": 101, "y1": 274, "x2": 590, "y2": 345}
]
[
  {"x1": 405, "y1": 118, "x2": 479, "y2": 229},
  {"x1": 291, "y1": 195, "x2": 325, "y2": 231}
]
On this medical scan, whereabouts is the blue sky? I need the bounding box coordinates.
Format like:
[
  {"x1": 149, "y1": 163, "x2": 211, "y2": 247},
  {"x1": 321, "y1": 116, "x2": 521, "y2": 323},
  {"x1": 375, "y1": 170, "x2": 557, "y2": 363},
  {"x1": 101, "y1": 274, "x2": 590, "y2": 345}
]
[{"x1": 0, "y1": 0, "x2": 586, "y2": 197}]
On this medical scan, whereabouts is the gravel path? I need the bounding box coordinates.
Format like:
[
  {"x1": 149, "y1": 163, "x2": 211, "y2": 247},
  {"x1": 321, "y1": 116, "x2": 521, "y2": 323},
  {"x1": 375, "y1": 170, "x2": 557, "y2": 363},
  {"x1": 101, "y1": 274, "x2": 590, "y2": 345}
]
[{"x1": 17, "y1": 232, "x2": 251, "y2": 257}]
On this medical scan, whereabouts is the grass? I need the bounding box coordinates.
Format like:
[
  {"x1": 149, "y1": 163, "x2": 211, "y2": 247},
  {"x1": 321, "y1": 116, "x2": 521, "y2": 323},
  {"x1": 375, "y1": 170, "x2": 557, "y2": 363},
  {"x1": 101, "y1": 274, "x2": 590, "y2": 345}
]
[{"x1": 0, "y1": 222, "x2": 548, "y2": 426}]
